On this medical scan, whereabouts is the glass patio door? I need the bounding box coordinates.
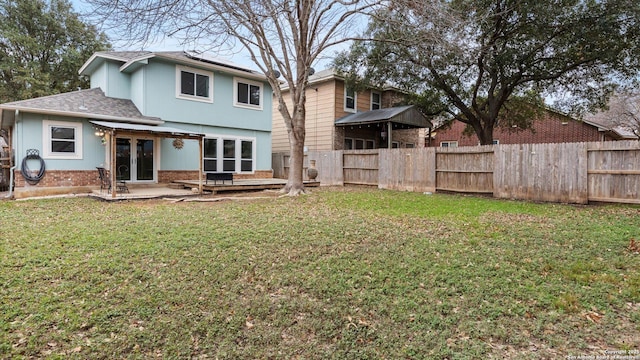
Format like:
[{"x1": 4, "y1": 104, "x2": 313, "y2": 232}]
[
  {"x1": 115, "y1": 137, "x2": 155, "y2": 182},
  {"x1": 136, "y1": 139, "x2": 154, "y2": 181}
]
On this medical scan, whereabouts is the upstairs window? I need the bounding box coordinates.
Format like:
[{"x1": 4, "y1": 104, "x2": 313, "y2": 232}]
[
  {"x1": 176, "y1": 66, "x2": 213, "y2": 102},
  {"x1": 344, "y1": 86, "x2": 356, "y2": 113},
  {"x1": 234, "y1": 78, "x2": 263, "y2": 110},
  {"x1": 371, "y1": 92, "x2": 381, "y2": 110}
]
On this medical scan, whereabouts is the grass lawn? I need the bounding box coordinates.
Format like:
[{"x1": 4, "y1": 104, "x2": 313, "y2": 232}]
[{"x1": 1, "y1": 186, "x2": 639, "y2": 359}]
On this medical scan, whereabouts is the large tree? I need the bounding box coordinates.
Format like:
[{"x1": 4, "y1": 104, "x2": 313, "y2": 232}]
[
  {"x1": 85, "y1": 0, "x2": 378, "y2": 195},
  {"x1": 336, "y1": 0, "x2": 640, "y2": 145},
  {"x1": 0, "y1": 0, "x2": 111, "y2": 102}
]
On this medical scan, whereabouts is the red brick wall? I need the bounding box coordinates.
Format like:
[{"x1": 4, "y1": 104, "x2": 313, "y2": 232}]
[
  {"x1": 430, "y1": 113, "x2": 613, "y2": 147},
  {"x1": 14, "y1": 170, "x2": 101, "y2": 188},
  {"x1": 14, "y1": 169, "x2": 274, "y2": 188}
]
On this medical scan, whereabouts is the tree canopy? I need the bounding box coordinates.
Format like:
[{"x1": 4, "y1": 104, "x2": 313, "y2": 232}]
[
  {"x1": 589, "y1": 90, "x2": 640, "y2": 139},
  {"x1": 336, "y1": 0, "x2": 640, "y2": 144},
  {"x1": 0, "y1": 0, "x2": 111, "y2": 103}
]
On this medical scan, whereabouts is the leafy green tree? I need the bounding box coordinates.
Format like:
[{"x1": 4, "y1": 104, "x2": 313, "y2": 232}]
[
  {"x1": 336, "y1": 0, "x2": 640, "y2": 144},
  {"x1": 0, "y1": 0, "x2": 111, "y2": 102}
]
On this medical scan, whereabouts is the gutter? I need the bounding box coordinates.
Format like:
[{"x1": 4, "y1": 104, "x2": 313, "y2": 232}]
[
  {"x1": 0, "y1": 105, "x2": 163, "y2": 125},
  {"x1": 5, "y1": 109, "x2": 18, "y2": 199}
]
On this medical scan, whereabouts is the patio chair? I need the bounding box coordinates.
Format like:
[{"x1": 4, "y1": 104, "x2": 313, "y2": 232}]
[
  {"x1": 116, "y1": 165, "x2": 129, "y2": 193},
  {"x1": 97, "y1": 167, "x2": 129, "y2": 193},
  {"x1": 96, "y1": 167, "x2": 110, "y2": 193}
]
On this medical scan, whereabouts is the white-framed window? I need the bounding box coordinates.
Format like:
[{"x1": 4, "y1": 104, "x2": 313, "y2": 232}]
[
  {"x1": 371, "y1": 91, "x2": 381, "y2": 110},
  {"x1": 176, "y1": 65, "x2": 213, "y2": 103},
  {"x1": 493, "y1": 140, "x2": 499, "y2": 145},
  {"x1": 344, "y1": 86, "x2": 356, "y2": 113},
  {"x1": 392, "y1": 141, "x2": 400, "y2": 148},
  {"x1": 405, "y1": 143, "x2": 415, "y2": 148},
  {"x1": 234, "y1": 77, "x2": 263, "y2": 110},
  {"x1": 344, "y1": 138, "x2": 353, "y2": 150},
  {"x1": 42, "y1": 120, "x2": 83, "y2": 159},
  {"x1": 440, "y1": 141, "x2": 458, "y2": 148},
  {"x1": 203, "y1": 135, "x2": 255, "y2": 173},
  {"x1": 365, "y1": 140, "x2": 375, "y2": 149}
]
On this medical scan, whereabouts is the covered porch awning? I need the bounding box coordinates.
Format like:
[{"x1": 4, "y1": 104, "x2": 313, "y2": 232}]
[
  {"x1": 90, "y1": 120, "x2": 206, "y2": 198},
  {"x1": 335, "y1": 105, "x2": 432, "y2": 128},
  {"x1": 90, "y1": 120, "x2": 205, "y2": 139},
  {"x1": 335, "y1": 105, "x2": 432, "y2": 148}
]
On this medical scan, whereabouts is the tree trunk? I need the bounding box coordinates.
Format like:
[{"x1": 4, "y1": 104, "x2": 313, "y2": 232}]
[
  {"x1": 282, "y1": 104, "x2": 306, "y2": 196},
  {"x1": 477, "y1": 125, "x2": 495, "y2": 145}
]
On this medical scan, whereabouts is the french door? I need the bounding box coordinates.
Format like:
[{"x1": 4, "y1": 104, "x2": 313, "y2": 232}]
[{"x1": 115, "y1": 137, "x2": 156, "y2": 182}]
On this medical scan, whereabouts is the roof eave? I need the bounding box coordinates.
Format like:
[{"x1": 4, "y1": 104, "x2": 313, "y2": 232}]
[
  {"x1": 119, "y1": 54, "x2": 155, "y2": 73},
  {"x1": 280, "y1": 72, "x2": 342, "y2": 91},
  {"x1": 0, "y1": 105, "x2": 164, "y2": 125},
  {"x1": 154, "y1": 53, "x2": 269, "y2": 82},
  {"x1": 79, "y1": 52, "x2": 131, "y2": 76}
]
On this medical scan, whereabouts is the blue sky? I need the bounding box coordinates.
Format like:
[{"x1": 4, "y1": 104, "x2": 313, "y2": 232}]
[
  {"x1": 69, "y1": 0, "x2": 345, "y2": 73},
  {"x1": 69, "y1": 0, "x2": 261, "y2": 70}
]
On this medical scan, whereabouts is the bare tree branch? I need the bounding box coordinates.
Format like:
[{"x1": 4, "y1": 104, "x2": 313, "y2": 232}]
[{"x1": 84, "y1": 0, "x2": 380, "y2": 195}]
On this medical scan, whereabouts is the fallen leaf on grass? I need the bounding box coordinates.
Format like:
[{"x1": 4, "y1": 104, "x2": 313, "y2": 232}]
[{"x1": 585, "y1": 311, "x2": 603, "y2": 323}]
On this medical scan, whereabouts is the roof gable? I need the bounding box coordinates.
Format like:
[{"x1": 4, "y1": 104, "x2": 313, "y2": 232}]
[{"x1": 80, "y1": 50, "x2": 268, "y2": 82}]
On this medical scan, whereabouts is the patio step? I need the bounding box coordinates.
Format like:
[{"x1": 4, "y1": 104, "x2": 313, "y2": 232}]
[{"x1": 168, "y1": 182, "x2": 186, "y2": 189}]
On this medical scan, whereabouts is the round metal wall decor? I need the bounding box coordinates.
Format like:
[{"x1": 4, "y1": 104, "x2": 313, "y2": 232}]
[{"x1": 172, "y1": 138, "x2": 184, "y2": 149}]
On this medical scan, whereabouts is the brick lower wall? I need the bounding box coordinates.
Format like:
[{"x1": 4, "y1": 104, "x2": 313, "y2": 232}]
[
  {"x1": 14, "y1": 169, "x2": 101, "y2": 188},
  {"x1": 14, "y1": 169, "x2": 274, "y2": 189}
]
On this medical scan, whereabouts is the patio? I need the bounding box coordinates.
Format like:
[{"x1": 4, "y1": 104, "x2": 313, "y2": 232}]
[{"x1": 89, "y1": 178, "x2": 320, "y2": 201}]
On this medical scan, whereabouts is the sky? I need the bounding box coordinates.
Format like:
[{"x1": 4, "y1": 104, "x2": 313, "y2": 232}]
[{"x1": 70, "y1": 0, "x2": 344, "y2": 73}]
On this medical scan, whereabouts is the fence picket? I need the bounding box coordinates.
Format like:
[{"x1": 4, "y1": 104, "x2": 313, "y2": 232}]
[{"x1": 272, "y1": 140, "x2": 640, "y2": 204}]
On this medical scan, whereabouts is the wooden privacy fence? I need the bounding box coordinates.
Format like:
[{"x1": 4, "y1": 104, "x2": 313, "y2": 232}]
[{"x1": 272, "y1": 140, "x2": 640, "y2": 204}]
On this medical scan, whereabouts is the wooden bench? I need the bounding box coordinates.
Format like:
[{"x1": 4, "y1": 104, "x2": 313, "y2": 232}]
[{"x1": 206, "y1": 172, "x2": 233, "y2": 185}]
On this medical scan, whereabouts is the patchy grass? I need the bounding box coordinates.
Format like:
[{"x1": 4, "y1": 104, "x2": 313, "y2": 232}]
[{"x1": 0, "y1": 187, "x2": 639, "y2": 359}]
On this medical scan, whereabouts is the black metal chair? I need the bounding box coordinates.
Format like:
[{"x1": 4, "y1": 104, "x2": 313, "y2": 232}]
[
  {"x1": 96, "y1": 167, "x2": 110, "y2": 193},
  {"x1": 97, "y1": 166, "x2": 129, "y2": 193},
  {"x1": 116, "y1": 165, "x2": 129, "y2": 193}
]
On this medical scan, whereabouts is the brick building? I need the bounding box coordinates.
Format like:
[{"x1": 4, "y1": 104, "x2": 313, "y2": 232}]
[{"x1": 429, "y1": 109, "x2": 632, "y2": 147}]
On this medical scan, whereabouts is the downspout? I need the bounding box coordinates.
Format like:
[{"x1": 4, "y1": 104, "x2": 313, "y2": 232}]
[{"x1": 5, "y1": 109, "x2": 19, "y2": 198}]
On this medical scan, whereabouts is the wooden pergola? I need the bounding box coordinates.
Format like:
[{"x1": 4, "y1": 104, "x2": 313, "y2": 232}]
[{"x1": 91, "y1": 120, "x2": 205, "y2": 199}]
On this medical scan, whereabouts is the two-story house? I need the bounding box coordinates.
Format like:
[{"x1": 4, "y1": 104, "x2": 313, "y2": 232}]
[
  {"x1": 271, "y1": 69, "x2": 431, "y2": 154},
  {"x1": 0, "y1": 51, "x2": 273, "y2": 198}
]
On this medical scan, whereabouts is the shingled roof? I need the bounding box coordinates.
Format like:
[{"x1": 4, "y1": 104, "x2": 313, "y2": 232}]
[{"x1": 0, "y1": 88, "x2": 162, "y2": 124}]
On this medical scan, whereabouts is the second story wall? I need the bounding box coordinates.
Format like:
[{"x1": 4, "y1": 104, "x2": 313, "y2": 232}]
[
  {"x1": 90, "y1": 61, "x2": 131, "y2": 100},
  {"x1": 272, "y1": 75, "x2": 408, "y2": 152},
  {"x1": 272, "y1": 79, "x2": 339, "y2": 152},
  {"x1": 137, "y1": 59, "x2": 272, "y2": 132}
]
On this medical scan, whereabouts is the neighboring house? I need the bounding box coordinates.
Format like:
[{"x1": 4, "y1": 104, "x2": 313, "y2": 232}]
[
  {"x1": 429, "y1": 108, "x2": 633, "y2": 147},
  {"x1": 584, "y1": 93, "x2": 640, "y2": 140},
  {"x1": 0, "y1": 51, "x2": 273, "y2": 198},
  {"x1": 271, "y1": 69, "x2": 431, "y2": 153}
]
